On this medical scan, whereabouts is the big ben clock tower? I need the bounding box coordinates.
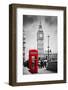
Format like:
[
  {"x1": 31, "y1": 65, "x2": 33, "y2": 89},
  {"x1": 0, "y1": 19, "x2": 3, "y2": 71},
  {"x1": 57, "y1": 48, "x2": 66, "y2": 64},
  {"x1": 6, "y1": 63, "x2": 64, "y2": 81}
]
[{"x1": 37, "y1": 20, "x2": 44, "y2": 60}]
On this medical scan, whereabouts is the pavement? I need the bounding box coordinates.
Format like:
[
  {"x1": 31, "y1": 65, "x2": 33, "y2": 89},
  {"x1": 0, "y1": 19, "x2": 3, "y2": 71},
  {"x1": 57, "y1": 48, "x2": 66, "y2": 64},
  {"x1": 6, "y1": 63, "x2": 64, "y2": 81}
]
[{"x1": 23, "y1": 67, "x2": 55, "y2": 75}]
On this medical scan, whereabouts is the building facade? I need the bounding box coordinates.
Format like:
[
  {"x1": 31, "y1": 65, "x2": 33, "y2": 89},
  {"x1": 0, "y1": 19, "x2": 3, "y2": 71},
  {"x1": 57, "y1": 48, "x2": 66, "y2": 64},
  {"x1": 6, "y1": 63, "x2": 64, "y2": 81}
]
[{"x1": 23, "y1": 29, "x2": 26, "y2": 63}]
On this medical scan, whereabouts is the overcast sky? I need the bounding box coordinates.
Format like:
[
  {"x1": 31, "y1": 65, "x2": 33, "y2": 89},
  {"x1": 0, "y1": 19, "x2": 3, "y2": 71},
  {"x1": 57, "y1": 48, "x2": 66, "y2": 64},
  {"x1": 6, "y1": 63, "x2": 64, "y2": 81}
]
[{"x1": 23, "y1": 15, "x2": 57, "y2": 60}]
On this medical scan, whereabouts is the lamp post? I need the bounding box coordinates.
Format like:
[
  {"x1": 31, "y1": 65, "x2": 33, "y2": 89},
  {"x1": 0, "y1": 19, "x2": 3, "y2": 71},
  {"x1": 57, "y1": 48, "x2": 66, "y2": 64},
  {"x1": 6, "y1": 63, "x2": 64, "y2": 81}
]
[{"x1": 47, "y1": 35, "x2": 50, "y2": 61}]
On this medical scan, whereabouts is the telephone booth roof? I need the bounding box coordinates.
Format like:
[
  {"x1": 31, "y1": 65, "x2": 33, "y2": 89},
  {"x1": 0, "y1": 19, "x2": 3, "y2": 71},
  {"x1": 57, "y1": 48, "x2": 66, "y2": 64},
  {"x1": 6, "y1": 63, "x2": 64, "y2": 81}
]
[{"x1": 29, "y1": 49, "x2": 38, "y2": 55}]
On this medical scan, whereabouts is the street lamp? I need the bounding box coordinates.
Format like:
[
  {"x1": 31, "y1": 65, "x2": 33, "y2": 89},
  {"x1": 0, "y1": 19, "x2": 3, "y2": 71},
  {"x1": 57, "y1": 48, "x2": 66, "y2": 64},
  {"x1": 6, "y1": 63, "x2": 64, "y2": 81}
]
[{"x1": 47, "y1": 35, "x2": 50, "y2": 61}]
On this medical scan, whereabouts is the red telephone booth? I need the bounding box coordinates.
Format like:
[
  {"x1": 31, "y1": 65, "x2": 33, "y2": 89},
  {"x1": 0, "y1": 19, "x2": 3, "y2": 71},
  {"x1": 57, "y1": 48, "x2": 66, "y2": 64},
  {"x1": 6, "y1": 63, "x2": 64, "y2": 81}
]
[{"x1": 29, "y1": 49, "x2": 38, "y2": 73}]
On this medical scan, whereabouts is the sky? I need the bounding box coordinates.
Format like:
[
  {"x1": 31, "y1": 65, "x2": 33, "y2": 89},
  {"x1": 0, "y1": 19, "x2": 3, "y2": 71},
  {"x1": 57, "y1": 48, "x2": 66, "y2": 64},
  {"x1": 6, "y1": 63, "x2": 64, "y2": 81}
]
[{"x1": 23, "y1": 15, "x2": 57, "y2": 60}]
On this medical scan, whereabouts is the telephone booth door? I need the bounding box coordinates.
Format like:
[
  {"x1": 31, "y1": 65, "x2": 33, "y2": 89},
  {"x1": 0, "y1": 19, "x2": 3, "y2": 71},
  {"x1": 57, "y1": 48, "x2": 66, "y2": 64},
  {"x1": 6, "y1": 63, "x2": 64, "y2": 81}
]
[{"x1": 29, "y1": 49, "x2": 38, "y2": 73}]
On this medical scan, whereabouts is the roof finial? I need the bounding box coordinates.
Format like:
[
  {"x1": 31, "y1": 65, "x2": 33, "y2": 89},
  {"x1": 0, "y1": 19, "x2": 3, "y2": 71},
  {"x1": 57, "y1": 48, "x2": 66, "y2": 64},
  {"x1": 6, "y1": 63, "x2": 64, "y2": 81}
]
[
  {"x1": 39, "y1": 16, "x2": 42, "y2": 29},
  {"x1": 40, "y1": 16, "x2": 41, "y2": 25}
]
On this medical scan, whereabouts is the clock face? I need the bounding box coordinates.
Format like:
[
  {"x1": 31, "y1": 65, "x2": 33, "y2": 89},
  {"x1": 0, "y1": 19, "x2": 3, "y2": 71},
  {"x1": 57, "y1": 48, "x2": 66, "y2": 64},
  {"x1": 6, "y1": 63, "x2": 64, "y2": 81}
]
[{"x1": 39, "y1": 34, "x2": 43, "y2": 38}]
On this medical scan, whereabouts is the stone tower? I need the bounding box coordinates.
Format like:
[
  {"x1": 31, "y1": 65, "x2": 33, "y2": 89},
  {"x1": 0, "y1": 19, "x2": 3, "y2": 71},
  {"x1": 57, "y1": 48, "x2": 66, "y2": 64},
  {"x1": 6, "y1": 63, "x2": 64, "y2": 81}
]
[{"x1": 37, "y1": 20, "x2": 44, "y2": 60}]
